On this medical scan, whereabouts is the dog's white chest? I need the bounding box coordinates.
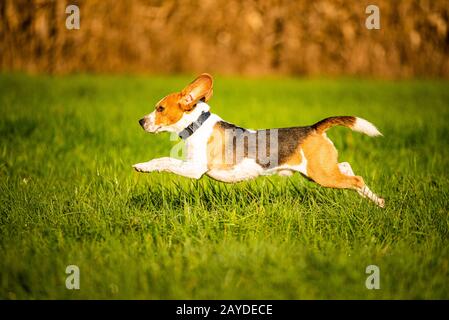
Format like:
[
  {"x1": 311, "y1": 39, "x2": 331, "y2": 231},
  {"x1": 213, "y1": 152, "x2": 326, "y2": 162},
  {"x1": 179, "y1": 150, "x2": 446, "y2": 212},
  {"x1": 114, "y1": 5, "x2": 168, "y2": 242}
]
[{"x1": 184, "y1": 113, "x2": 221, "y2": 163}]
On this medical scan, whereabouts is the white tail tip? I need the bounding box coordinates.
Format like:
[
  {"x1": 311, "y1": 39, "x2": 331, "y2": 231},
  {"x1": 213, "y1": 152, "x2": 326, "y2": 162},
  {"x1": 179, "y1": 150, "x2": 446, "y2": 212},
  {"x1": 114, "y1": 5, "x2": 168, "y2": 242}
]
[{"x1": 352, "y1": 117, "x2": 383, "y2": 137}]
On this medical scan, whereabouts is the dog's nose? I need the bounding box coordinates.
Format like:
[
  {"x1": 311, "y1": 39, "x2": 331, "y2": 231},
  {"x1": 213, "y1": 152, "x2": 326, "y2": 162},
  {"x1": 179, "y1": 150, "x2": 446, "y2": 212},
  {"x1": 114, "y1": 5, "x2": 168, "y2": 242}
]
[{"x1": 139, "y1": 118, "x2": 145, "y2": 127}]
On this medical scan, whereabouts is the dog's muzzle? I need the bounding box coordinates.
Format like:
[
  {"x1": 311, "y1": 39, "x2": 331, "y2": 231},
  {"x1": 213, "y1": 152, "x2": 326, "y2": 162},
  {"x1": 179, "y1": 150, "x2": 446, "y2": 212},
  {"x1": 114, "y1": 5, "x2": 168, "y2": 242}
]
[{"x1": 138, "y1": 114, "x2": 160, "y2": 133}]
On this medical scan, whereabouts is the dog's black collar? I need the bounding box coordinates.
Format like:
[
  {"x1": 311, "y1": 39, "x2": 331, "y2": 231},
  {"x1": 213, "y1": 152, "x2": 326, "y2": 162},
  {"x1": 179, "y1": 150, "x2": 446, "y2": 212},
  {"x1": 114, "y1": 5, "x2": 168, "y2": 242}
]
[{"x1": 178, "y1": 111, "x2": 211, "y2": 140}]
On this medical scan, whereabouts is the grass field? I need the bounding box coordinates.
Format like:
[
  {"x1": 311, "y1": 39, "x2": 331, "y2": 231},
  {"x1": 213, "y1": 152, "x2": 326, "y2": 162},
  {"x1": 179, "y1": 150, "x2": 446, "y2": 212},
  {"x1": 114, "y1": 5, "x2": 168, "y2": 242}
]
[{"x1": 0, "y1": 73, "x2": 448, "y2": 299}]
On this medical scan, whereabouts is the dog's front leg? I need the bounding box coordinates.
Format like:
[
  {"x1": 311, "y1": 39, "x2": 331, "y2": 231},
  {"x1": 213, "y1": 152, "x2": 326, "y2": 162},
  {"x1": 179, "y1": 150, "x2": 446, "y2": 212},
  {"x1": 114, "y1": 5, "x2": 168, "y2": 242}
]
[{"x1": 133, "y1": 157, "x2": 207, "y2": 179}]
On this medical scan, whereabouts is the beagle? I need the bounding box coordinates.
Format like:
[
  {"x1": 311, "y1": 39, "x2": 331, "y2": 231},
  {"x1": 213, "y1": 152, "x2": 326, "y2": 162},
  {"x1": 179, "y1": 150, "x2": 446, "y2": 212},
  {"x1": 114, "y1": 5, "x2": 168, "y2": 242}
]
[{"x1": 134, "y1": 74, "x2": 385, "y2": 207}]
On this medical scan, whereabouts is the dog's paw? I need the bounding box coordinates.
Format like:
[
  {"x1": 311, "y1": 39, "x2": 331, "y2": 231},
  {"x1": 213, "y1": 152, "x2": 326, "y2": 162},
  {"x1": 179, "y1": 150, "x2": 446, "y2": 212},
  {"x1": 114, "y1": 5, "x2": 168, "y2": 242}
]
[
  {"x1": 133, "y1": 163, "x2": 151, "y2": 172},
  {"x1": 133, "y1": 160, "x2": 166, "y2": 172},
  {"x1": 377, "y1": 198, "x2": 385, "y2": 208}
]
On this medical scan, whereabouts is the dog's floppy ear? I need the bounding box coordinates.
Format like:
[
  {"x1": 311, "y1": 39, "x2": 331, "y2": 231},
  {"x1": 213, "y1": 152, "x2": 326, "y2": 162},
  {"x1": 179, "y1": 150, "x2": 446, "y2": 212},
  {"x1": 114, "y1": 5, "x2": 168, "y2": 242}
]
[{"x1": 180, "y1": 73, "x2": 213, "y2": 111}]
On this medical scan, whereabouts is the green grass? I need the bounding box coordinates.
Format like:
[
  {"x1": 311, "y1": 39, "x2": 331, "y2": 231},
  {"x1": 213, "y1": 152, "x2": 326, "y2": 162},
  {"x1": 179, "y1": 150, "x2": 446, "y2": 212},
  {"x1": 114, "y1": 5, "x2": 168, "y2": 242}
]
[{"x1": 0, "y1": 73, "x2": 448, "y2": 299}]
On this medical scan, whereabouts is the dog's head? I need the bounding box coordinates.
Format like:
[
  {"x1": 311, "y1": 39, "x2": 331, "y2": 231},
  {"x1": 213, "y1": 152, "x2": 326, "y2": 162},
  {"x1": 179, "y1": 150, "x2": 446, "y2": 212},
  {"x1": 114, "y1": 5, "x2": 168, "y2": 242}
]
[{"x1": 139, "y1": 73, "x2": 213, "y2": 133}]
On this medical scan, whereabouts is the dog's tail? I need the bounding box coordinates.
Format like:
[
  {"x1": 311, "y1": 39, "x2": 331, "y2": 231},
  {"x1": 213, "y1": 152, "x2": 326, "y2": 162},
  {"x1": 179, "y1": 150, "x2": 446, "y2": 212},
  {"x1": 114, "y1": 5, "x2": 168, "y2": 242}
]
[{"x1": 312, "y1": 116, "x2": 382, "y2": 137}]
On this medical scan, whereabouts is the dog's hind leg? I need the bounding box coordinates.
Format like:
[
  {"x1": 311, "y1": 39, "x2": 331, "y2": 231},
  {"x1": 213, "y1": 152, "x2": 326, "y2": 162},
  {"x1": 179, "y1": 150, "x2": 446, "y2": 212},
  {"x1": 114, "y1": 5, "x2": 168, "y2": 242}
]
[
  {"x1": 338, "y1": 162, "x2": 385, "y2": 208},
  {"x1": 356, "y1": 185, "x2": 385, "y2": 208},
  {"x1": 302, "y1": 134, "x2": 384, "y2": 207}
]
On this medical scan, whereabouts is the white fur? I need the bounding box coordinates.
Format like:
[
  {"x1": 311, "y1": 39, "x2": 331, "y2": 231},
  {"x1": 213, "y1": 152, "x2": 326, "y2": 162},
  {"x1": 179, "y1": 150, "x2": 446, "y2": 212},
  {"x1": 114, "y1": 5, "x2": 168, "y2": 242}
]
[
  {"x1": 133, "y1": 157, "x2": 207, "y2": 179},
  {"x1": 184, "y1": 104, "x2": 222, "y2": 164},
  {"x1": 207, "y1": 158, "x2": 264, "y2": 182},
  {"x1": 338, "y1": 162, "x2": 354, "y2": 176},
  {"x1": 295, "y1": 149, "x2": 308, "y2": 175},
  {"x1": 358, "y1": 185, "x2": 385, "y2": 208},
  {"x1": 208, "y1": 148, "x2": 309, "y2": 183},
  {"x1": 352, "y1": 117, "x2": 382, "y2": 137}
]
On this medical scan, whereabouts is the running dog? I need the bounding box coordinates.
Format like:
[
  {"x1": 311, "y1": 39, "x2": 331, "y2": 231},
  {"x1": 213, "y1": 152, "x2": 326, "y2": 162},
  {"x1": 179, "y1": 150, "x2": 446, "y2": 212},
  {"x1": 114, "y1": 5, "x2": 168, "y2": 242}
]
[{"x1": 134, "y1": 74, "x2": 384, "y2": 207}]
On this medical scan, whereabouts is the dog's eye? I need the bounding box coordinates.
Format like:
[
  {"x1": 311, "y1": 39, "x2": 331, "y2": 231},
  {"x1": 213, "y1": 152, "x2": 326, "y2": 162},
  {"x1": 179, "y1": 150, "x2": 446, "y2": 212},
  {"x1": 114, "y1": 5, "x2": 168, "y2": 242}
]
[{"x1": 157, "y1": 106, "x2": 165, "y2": 112}]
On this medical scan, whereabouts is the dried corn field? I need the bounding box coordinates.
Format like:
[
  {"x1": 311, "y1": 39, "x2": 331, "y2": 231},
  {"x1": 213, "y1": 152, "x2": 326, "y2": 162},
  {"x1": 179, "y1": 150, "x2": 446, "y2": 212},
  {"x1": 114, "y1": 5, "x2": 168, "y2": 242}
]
[{"x1": 1, "y1": 0, "x2": 448, "y2": 77}]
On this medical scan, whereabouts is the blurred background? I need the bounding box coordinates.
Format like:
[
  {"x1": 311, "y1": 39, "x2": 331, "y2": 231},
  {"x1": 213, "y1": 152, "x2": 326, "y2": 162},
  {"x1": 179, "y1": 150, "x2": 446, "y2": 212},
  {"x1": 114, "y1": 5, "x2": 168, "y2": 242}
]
[{"x1": 1, "y1": 0, "x2": 448, "y2": 78}]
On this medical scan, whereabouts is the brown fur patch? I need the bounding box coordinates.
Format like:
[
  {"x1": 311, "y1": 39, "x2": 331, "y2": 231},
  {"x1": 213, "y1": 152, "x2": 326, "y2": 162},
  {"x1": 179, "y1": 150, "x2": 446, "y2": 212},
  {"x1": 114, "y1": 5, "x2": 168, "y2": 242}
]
[
  {"x1": 302, "y1": 133, "x2": 364, "y2": 189},
  {"x1": 282, "y1": 144, "x2": 303, "y2": 166},
  {"x1": 312, "y1": 116, "x2": 356, "y2": 134},
  {"x1": 207, "y1": 121, "x2": 314, "y2": 170},
  {"x1": 277, "y1": 127, "x2": 314, "y2": 165},
  {"x1": 154, "y1": 93, "x2": 185, "y2": 126},
  {"x1": 180, "y1": 73, "x2": 213, "y2": 110}
]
